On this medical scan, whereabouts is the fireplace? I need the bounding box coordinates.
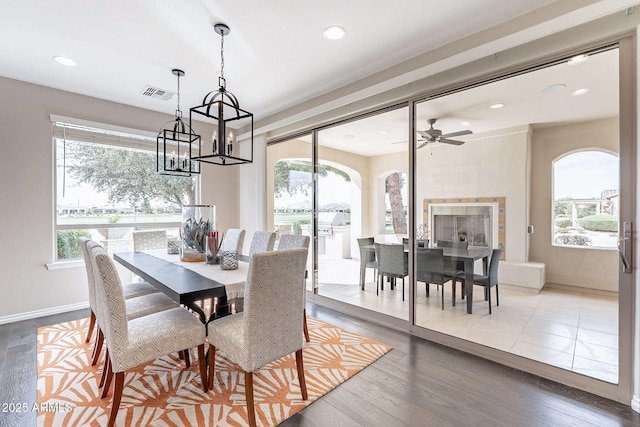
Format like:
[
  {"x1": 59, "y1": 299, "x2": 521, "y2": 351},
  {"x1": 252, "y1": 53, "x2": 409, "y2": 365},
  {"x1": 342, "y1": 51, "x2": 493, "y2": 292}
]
[{"x1": 423, "y1": 197, "x2": 505, "y2": 255}]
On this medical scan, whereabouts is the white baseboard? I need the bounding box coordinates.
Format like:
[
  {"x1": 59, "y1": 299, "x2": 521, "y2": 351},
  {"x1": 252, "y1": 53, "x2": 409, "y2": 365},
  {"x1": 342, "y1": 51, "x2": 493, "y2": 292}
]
[
  {"x1": 632, "y1": 396, "x2": 640, "y2": 413},
  {"x1": 0, "y1": 302, "x2": 89, "y2": 325}
]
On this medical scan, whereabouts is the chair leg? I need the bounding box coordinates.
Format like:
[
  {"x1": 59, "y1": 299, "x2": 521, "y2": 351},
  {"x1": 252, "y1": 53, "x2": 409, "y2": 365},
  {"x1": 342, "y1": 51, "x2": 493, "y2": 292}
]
[
  {"x1": 86, "y1": 311, "x2": 96, "y2": 343},
  {"x1": 452, "y1": 281, "x2": 456, "y2": 307},
  {"x1": 245, "y1": 371, "x2": 257, "y2": 427},
  {"x1": 182, "y1": 349, "x2": 191, "y2": 368},
  {"x1": 98, "y1": 349, "x2": 110, "y2": 389},
  {"x1": 402, "y1": 277, "x2": 405, "y2": 301},
  {"x1": 295, "y1": 349, "x2": 308, "y2": 400},
  {"x1": 441, "y1": 286, "x2": 445, "y2": 310},
  {"x1": 496, "y1": 284, "x2": 499, "y2": 307},
  {"x1": 303, "y1": 309, "x2": 310, "y2": 342},
  {"x1": 91, "y1": 328, "x2": 104, "y2": 366},
  {"x1": 107, "y1": 371, "x2": 125, "y2": 427},
  {"x1": 197, "y1": 344, "x2": 208, "y2": 393},
  {"x1": 101, "y1": 356, "x2": 113, "y2": 398},
  {"x1": 208, "y1": 345, "x2": 216, "y2": 390},
  {"x1": 488, "y1": 286, "x2": 492, "y2": 315}
]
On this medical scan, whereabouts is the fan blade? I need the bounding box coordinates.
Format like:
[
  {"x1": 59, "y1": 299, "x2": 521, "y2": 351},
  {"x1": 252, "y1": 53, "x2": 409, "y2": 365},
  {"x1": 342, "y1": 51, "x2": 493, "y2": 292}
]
[
  {"x1": 441, "y1": 129, "x2": 472, "y2": 138},
  {"x1": 390, "y1": 140, "x2": 407, "y2": 144},
  {"x1": 439, "y1": 138, "x2": 465, "y2": 146},
  {"x1": 417, "y1": 141, "x2": 428, "y2": 149},
  {"x1": 417, "y1": 130, "x2": 432, "y2": 139}
]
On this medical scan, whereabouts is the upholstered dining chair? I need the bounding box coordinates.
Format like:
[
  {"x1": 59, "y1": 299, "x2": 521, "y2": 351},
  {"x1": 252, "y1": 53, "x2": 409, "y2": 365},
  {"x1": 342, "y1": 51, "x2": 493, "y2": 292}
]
[
  {"x1": 375, "y1": 243, "x2": 408, "y2": 301},
  {"x1": 248, "y1": 231, "x2": 276, "y2": 256},
  {"x1": 220, "y1": 228, "x2": 246, "y2": 254},
  {"x1": 132, "y1": 229, "x2": 167, "y2": 251},
  {"x1": 84, "y1": 239, "x2": 180, "y2": 375},
  {"x1": 276, "y1": 233, "x2": 311, "y2": 341},
  {"x1": 416, "y1": 248, "x2": 453, "y2": 309},
  {"x1": 90, "y1": 244, "x2": 208, "y2": 427},
  {"x1": 357, "y1": 237, "x2": 377, "y2": 291},
  {"x1": 79, "y1": 239, "x2": 162, "y2": 355},
  {"x1": 437, "y1": 239, "x2": 469, "y2": 298},
  {"x1": 207, "y1": 249, "x2": 308, "y2": 427},
  {"x1": 456, "y1": 248, "x2": 503, "y2": 314}
]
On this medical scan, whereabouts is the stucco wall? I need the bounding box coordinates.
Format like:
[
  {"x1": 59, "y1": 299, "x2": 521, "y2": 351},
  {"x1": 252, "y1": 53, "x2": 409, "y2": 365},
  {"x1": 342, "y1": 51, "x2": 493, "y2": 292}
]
[
  {"x1": 0, "y1": 76, "x2": 239, "y2": 320},
  {"x1": 529, "y1": 117, "x2": 619, "y2": 292}
]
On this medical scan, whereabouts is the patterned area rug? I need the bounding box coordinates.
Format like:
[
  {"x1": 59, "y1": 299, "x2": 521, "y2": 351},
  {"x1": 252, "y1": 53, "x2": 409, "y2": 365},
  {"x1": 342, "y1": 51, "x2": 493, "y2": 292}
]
[{"x1": 37, "y1": 316, "x2": 391, "y2": 426}]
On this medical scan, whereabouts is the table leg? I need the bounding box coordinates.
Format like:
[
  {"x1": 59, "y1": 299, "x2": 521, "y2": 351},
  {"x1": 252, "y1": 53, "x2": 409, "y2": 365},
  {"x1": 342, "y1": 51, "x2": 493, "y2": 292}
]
[{"x1": 464, "y1": 258, "x2": 474, "y2": 314}]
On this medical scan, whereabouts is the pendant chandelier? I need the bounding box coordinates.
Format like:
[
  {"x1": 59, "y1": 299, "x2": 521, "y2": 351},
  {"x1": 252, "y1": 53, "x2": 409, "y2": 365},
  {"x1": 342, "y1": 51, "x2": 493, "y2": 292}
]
[
  {"x1": 190, "y1": 23, "x2": 253, "y2": 166},
  {"x1": 157, "y1": 69, "x2": 201, "y2": 176}
]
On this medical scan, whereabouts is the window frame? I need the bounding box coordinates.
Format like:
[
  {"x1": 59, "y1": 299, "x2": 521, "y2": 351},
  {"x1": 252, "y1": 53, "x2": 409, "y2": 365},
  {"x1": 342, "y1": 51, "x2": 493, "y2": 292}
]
[{"x1": 51, "y1": 116, "x2": 199, "y2": 263}]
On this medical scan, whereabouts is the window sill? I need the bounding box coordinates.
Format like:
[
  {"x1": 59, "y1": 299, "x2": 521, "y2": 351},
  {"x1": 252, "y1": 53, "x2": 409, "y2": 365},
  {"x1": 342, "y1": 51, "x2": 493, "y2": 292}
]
[{"x1": 46, "y1": 259, "x2": 84, "y2": 270}]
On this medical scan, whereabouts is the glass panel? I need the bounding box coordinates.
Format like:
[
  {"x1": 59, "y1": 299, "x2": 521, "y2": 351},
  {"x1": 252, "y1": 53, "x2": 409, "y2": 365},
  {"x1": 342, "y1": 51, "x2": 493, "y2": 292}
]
[
  {"x1": 266, "y1": 135, "x2": 313, "y2": 291},
  {"x1": 413, "y1": 48, "x2": 620, "y2": 384},
  {"x1": 316, "y1": 107, "x2": 409, "y2": 320}
]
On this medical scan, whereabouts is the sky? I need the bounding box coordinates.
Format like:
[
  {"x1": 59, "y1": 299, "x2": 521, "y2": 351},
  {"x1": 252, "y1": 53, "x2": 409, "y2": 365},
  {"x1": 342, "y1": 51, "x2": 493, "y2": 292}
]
[{"x1": 553, "y1": 151, "x2": 618, "y2": 200}]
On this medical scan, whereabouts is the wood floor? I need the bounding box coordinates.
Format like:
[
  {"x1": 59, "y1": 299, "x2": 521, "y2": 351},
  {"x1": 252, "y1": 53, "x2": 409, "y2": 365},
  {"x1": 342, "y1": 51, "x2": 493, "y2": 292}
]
[{"x1": 1, "y1": 304, "x2": 638, "y2": 427}]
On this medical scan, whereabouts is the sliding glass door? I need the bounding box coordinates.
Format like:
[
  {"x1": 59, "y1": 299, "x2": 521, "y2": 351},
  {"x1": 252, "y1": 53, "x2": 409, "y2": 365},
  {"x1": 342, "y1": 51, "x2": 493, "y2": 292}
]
[
  {"x1": 265, "y1": 39, "x2": 634, "y2": 403},
  {"x1": 315, "y1": 107, "x2": 410, "y2": 320},
  {"x1": 412, "y1": 44, "x2": 631, "y2": 398}
]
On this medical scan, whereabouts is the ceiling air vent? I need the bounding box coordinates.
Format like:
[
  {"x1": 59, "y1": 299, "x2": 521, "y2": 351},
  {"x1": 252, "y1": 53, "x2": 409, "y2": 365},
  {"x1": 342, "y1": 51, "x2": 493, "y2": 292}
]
[{"x1": 140, "y1": 86, "x2": 175, "y2": 101}]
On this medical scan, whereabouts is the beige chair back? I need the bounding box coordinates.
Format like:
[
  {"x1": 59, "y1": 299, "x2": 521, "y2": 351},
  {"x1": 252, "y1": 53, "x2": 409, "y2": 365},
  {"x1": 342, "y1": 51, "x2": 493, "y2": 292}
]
[
  {"x1": 248, "y1": 231, "x2": 276, "y2": 256},
  {"x1": 277, "y1": 234, "x2": 310, "y2": 251},
  {"x1": 133, "y1": 230, "x2": 167, "y2": 251},
  {"x1": 220, "y1": 228, "x2": 246, "y2": 253}
]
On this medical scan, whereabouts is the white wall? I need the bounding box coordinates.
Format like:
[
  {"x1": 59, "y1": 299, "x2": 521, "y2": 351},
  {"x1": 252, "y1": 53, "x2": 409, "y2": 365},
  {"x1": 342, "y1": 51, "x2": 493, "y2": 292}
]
[
  {"x1": 239, "y1": 134, "x2": 267, "y2": 254},
  {"x1": 0, "y1": 77, "x2": 239, "y2": 321}
]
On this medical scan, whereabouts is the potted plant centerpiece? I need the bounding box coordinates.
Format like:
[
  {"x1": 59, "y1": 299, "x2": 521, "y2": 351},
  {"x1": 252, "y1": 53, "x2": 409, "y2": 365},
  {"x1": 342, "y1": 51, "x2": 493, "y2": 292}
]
[{"x1": 180, "y1": 205, "x2": 216, "y2": 262}]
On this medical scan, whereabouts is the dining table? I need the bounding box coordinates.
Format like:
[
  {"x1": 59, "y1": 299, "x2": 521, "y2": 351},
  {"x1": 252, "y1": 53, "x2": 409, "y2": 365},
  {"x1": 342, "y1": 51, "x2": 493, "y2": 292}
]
[
  {"x1": 363, "y1": 243, "x2": 492, "y2": 314},
  {"x1": 114, "y1": 250, "x2": 249, "y2": 324}
]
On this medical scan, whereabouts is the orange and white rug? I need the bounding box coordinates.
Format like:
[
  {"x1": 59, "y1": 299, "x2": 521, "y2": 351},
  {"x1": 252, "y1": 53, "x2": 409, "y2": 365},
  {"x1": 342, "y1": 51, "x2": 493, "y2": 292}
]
[{"x1": 37, "y1": 316, "x2": 391, "y2": 426}]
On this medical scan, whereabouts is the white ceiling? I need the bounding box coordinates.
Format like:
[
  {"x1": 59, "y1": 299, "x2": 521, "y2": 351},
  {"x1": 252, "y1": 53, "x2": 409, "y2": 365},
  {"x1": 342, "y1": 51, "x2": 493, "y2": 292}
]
[
  {"x1": 318, "y1": 48, "x2": 619, "y2": 156},
  {"x1": 0, "y1": 0, "x2": 631, "y2": 147}
]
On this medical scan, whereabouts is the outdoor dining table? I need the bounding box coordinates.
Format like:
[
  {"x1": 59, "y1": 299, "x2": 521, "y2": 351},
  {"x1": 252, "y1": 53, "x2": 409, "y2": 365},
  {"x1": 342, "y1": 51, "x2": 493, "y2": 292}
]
[
  {"x1": 114, "y1": 250, "x2": 249, "y2": 323},
  {"x1": 363, "y1": 243, "x2": 492, "y2": 314}
]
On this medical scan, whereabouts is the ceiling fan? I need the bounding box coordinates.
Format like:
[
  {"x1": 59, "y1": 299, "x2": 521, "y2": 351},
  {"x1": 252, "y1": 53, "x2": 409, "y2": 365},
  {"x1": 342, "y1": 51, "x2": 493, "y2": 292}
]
[{"x1": 417, "y1": 118, "x2": 472, "y2": 148}]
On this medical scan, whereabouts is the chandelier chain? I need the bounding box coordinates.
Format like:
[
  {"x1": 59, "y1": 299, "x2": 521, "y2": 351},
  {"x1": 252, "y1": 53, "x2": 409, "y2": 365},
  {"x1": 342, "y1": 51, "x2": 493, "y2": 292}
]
[
  {"x1": 220, "y1": 30, "x2": 225, "y2": 81},
  {"x1": 176, "y1": 72, "x2": 181, "y2": 114}
]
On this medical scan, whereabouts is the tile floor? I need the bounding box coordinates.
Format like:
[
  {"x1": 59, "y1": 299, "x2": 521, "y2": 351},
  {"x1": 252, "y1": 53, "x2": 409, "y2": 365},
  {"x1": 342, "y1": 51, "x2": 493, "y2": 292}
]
[{"x1": 314, "y1": 257, "x2": 619, "y2": 383}]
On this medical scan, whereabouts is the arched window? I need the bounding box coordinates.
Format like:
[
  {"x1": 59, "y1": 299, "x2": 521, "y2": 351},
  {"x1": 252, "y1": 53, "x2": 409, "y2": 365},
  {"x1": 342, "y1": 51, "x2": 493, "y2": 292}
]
[{"x1": 552, "y1": 151, "x2": 618, "y2": 248}]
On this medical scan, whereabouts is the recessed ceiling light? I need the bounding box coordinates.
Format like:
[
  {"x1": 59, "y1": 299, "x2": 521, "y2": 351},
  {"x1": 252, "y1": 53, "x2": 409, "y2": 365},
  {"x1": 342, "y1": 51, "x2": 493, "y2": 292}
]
[
  {"x1": 461, "y1": 121, "x2": 471, "y2": 127},
  {"x1": 540, "y1": 84, "x2": 566, "y2": 94},
  {"x1": 323, "y1": 26, "x2": 346, "y2": 40},
  {"x1": 378, "y1": 130, "x2": 388, "y2": 134},
  {"x1": 53, "y1": 56, "x2": 76, "y2": 67},
  {"x1": 568, "y1": 54, "x2": 588, "y2": 65},
  {"x1": 490, "y1": 103, "x2": 504, "y2": 109},
  {"x1": 342, "y1": 134, "x2": 355, "y2": 139},
  {"x1": 572, "y1": 88, "x2": 590, "y2": 96}
]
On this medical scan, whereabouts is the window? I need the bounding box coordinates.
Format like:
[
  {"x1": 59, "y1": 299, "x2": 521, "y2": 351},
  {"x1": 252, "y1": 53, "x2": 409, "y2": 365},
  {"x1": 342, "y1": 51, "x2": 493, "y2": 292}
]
[
  {"x1": 552, "y1": 150, "x2": 618, "y2": 248},
  {"x1": 53, "y1": 120, "x2": 198, "y2": 260},
  {"x1": 384, "y1": 171, "x2": 407, "y2": 234}
]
